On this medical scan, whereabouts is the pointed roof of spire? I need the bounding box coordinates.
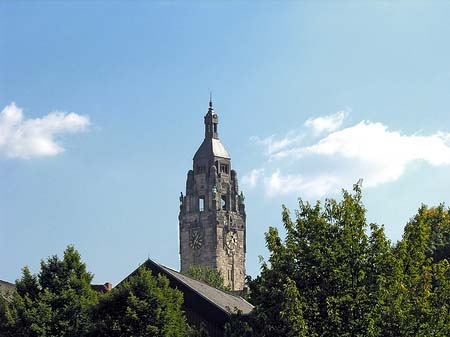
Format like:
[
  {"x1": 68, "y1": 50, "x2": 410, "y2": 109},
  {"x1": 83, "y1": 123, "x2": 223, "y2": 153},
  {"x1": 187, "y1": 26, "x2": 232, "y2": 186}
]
[
  {"x1": 208, "y1": 91, "x2": 214, "y2": 113},
  {"x1": 194, "y1": 138, "x2": 230, "y2": 160},
  {"x1": 193, "y1": 96, "x2": 230, "y2": 160}
]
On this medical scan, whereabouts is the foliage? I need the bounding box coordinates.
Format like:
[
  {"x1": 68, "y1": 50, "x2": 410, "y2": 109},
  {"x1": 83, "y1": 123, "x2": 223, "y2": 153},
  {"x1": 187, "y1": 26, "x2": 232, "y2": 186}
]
[
  {"x1": 414, "y1": 204, "x2": 450, "y2": 263},
  {"x1": 247, "y1": 187, "x2": 450, "y2": 337},
  {"x1": 2, "y1": 199, "x2": 450, "y2": 337},
  {"x1": 188, "y1": 322, "x2": 210, "y2": 337},
  {"x1": 0, "y1": 245, "x2": 98, "y2": 337},
  {"x1": 185, "y1": 265, "x2": 228, "y2": 291},
  {"x1": 92, "y1": 267, "x2": 188, "y2": 337},
  {"x1": 224, "y1": 310, "x2": 253, "y2": 337},
  {"x1": 389, "y1": 204, "x2": 450, "y2": 336},
  {"x1": 1, "y1": 247, "x2": 193, "y2": 337},
  {"x1": 0, "y1": 296, "x2": 17, "y2": 336}
]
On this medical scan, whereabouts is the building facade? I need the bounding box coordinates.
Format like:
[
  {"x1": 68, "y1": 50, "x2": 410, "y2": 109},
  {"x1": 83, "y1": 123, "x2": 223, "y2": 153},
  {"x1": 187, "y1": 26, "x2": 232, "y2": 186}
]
[{"x1": 178, "y1": 99, "x2": 246, "y2": 291}]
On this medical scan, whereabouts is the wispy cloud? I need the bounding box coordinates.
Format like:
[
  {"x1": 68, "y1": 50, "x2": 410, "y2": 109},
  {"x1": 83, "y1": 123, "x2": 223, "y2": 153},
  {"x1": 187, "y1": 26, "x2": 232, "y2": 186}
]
[
  {"x1": 304, "y1": 110, "x2": 348, "y2": 135},
  {"x1": 241, "y1": 168, "x2": 265, "y2": 187},
  {"x1": 264, "y1": 171, "x2": 340, "y2": 198},
  {"x1": 250, "y1": 130, "x2": 304, "y2": 156},
  {"x1": 242, "y1": 110, "x2": 450, "y2": 198},
  {"x1": 0, "y1": 102, "x2": 90, "y2": 159}
]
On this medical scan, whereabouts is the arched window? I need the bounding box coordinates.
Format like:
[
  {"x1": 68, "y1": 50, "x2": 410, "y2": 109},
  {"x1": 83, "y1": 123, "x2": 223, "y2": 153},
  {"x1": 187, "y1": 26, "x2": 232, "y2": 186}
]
[
  {"x1": 199, "y1": 196, "x2": 205, "y2": 212},
  {"x1": 220, "y1": 164, "x2": 229, "y2": 174},
  {"x1": 221, "y1": 195, "x2": 227, "y2": 211}
]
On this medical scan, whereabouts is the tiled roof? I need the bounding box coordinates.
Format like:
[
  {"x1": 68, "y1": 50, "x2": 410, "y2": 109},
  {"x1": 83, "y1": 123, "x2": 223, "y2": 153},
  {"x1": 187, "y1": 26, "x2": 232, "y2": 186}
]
[
  {"x1": 149, "y1": 260, "x2": 253, "y2": 315},
  {"x1": 0, "y1": 280, "x2": 16, "y2": 302},
  {"x1": 194, "y1": 138, "x2": 230, "y2": 160}
]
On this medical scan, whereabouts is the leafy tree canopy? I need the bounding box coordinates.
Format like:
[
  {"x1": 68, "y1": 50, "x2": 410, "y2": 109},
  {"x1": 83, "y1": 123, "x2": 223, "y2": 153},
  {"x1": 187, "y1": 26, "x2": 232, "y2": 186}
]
[
  {"x1": 0, "y1": 245, "x2": 98, "y2": 337},
  {"x1": 92, "y1": 267, "x2": 189, "y2": 337},
  {"x1": 2, "y1": 197, "x2": 450, "y2": 337},
  {"x1": 409, "y1": 204, "x2": 450, "y2": 263},
  {"x1": 246, "y1": 187, "x2": 450, "y2": 337},
  {"x1": 185, "y1": 265, "x2": 228, "y2": 291}
]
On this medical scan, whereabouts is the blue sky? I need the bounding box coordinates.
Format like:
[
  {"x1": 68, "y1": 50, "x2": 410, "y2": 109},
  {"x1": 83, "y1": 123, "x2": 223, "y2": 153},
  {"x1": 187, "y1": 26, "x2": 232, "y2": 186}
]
[{"x1": 1, "y1": 1, "x2": 450, "y2": 286}]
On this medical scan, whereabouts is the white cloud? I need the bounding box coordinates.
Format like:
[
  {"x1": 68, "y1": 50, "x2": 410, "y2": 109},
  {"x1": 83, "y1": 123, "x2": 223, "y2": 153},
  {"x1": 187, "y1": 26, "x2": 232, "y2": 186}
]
[
  {"x1": 304, "y1": 122, "x2": 450, "y2": 187},
  {"x1": 264, "y1": 171, "x2": 341, "y2": 198},
  {"x1": 251, "y1": 131, "x2": 304, "y2": 156},
  {"x1": 243, "y1": 111, "x2": 450, "y2": 198},
  {"x1": 304, "y1": 110, "x2": 348, "y2": 135},
  {"x1": 242, "y1": 168, "x2": 265, "y2": 187},
  {"x1": 0, "y1": 102, "x2": 90, "y2": 159},
  {"x1": 264, "y1": 170, "x2": 304, "y2": 197}
]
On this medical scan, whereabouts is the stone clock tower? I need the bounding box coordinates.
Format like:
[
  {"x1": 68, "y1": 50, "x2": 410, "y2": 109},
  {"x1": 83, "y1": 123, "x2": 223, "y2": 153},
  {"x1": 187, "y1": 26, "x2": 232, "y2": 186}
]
[{"x1": 179, "y1": 98, "x2": 246, "y2": 291}]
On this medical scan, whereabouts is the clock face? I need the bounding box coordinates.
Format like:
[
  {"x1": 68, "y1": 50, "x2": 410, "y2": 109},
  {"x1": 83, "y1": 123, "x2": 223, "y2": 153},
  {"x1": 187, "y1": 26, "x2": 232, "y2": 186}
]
[
  {"x1": 226, "y1": 231, "x2": 238, "y2": 251},
  {"x1": 190, "y1": 231, "x2": 203, "y2": 250}
]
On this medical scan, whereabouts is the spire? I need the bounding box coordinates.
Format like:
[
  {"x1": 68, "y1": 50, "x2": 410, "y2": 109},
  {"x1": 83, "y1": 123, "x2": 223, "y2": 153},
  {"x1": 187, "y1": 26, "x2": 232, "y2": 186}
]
[
  {"x1": 209, "y1": 91, "x2": 214, "y2": 112},
  {"x1": 203, "y1": 93, "x2": 219, "y2": 140}
]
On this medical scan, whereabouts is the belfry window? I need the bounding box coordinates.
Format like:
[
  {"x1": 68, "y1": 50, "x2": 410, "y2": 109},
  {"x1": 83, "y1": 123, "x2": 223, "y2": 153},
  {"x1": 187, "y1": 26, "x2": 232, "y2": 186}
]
[
  {"x1": 199, "y1": 196, "x2": 205, "y2": 212},
  {"x1": 213, "y1": 123, "x2": 217, "y2": 133},
  {"x1": 220, "y1": 164, "x2": 229, "y2": 174},
  {"x1": 221, "y1": 195, "x2": 227, "y2": 211}
]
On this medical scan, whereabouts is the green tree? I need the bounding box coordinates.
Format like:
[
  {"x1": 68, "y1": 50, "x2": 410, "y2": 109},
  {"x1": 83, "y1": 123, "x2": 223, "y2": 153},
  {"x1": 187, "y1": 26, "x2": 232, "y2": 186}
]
[
  {"x1": 248, "y1": 186, "x2": 392, "y2": 337},
  {"x1": 0, "y1": 245, "x2": 98, "y2": 337},
  {"x1": 247, "y1": 236, "x2": 308, "y2": 337},
  {"x1": 92, "y1": 267, "x2": 188, "y2": 337},
  {"x1": 224, "y1": 310, "x2": 253, "y2": 337},
  {"x1": 391, "y1": 205, "x2": 450, "y2": 336},
  {"x1": 364, "y1": 223, "x2": 404, "y2": 337},
  {"x1": 426, "y1": 259, "x2": 450, "y2": 336},
  {"x1": 185, "y1": 265, "x2": 228, "y2": 291},
  {"x1": 0, "y1": 296, "x2": 18, "y2": 336},
  {"x1": 413, "y1": 204, "x2": 450, "y2": 263},
  {"x1": 188, "y1": 322, "x2": 210, "y2": 337}
]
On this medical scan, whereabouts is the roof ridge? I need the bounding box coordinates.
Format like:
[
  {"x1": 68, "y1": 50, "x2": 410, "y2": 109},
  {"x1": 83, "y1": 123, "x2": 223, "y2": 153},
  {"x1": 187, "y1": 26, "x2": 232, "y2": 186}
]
[
  {"x1": 148, "y1": 260, "x2": 252, "y2": 315},
  {"x1": 155, "y1": 261, "x2": 243, "y2": 299}
]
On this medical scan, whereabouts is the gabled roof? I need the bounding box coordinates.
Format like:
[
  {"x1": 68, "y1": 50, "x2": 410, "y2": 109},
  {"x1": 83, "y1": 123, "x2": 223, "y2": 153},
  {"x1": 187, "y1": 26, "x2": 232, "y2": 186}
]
[
  {"x1": 0, "y1": 280, "x2": 16, "y2": 302},
  {"x1": 120, "y1": 259, "x2": 253, "y2": 322},
  {"x1": 194, "y1": 138, "x2": 230, "y2": 160},
  {"x1": 153, "y1": 261, "x2": 253, "y2": 315}
]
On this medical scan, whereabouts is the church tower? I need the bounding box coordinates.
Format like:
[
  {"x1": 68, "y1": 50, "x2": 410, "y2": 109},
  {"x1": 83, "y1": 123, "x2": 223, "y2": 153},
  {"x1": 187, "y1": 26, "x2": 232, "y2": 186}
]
[{"x1": 179, "y1": 98, "x2": 246, "y2": 291}]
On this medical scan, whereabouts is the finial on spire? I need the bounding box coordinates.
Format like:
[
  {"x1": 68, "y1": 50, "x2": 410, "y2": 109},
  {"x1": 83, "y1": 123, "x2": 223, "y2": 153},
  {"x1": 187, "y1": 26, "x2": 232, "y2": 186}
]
[{"x1": 209, "y1": 91, "x2": 213, "y2": 108}]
